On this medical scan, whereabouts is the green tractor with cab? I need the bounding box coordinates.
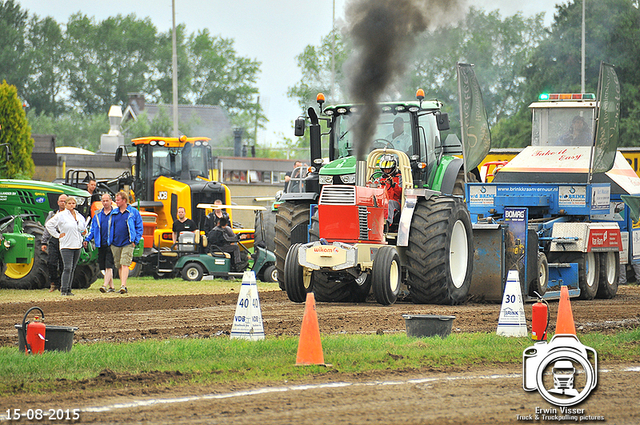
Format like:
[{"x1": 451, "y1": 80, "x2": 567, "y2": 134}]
[{"x1": 275, "y1": 87, "x2": 478, "y2": 304}]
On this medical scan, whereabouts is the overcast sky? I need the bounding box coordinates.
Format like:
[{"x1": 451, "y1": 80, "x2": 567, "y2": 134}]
[{"x1": 17, "y1": 0, "x2": 563, "y2": 147}]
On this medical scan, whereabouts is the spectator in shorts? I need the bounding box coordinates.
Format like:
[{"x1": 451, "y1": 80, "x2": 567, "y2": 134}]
[
  {"x1": 41, "y1": 193, "x2": 67, "y2": 292},
  {"x1": 84, "y1": 193, "x2": 115, "y2": 293},
  {"x1": 108, "y1": 191, "x2": 143, "y2": 294},
  {"x1": 45, "y1": 197, "x2": 87, "y2": 296}
]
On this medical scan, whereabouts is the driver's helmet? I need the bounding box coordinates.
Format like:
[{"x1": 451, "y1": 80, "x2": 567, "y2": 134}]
[{"x1": 379, "y1": 154, "x2": 398, "y2": 176}]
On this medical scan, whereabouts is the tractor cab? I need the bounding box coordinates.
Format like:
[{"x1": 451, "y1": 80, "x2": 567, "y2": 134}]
[{"x1": 319, "y1": 91, "x2": 459, "y2": 191}]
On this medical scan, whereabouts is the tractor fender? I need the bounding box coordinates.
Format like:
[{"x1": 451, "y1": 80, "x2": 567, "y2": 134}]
[
  {"x1": 439, "y1": 158, "x2": 464, "y2": 196},
  {"x1": 397, "y1": 188, "x2": 440, "y2": 247}
]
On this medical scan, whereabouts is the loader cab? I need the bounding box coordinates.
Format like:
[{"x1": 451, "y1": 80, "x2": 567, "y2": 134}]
[
  {"x1": 132, "y1": 137, "x2": 213, "y2": 202},
  {"x1": 116, "y1": 136, "x2": 232, "y2": 250}
]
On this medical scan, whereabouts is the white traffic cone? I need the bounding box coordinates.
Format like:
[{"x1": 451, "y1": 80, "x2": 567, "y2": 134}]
[
  {"x1": 230, "y1": 271, "x2": 265, "y2": 340},
  {"x1": 496, "y1": 270, "x2": 528, "y2": 337}
]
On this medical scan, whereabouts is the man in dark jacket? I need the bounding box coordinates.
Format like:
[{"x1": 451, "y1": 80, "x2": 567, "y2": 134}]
[{"x1": 206, "y1": 217, "x2": 241, "y2": 268}]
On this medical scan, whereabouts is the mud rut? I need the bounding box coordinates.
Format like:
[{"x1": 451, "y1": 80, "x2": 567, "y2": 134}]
[{"x1": 1, "y1": 286, "x2": 639, "y2": 424}]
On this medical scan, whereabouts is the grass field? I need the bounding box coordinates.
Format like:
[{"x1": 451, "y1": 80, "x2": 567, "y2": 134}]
[
  {"x1": 1, "y1": 325, "x2": 638, "y2": 395},
  {"x1": 0, "y1": 276, "x2": 281, "y2": 303},
  {"x1": 2, "y1": 277, "x2": 639, "y2": 396}
]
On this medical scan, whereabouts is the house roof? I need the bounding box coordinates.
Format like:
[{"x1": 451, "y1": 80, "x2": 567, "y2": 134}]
[{"x1": 123, "y1": 102, "x2": 232, "y2": 144}]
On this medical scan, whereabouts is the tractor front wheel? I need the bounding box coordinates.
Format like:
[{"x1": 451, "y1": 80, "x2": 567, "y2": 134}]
[
  {"x1": 371, "y1": 246, "x2": 401, "y2": 305},
  {"x1": 406, "y1": 197, "x2": 473, "y2": 304},
  {"x1": 284, "y1": 243, "x2": 311, "y2": 302}
]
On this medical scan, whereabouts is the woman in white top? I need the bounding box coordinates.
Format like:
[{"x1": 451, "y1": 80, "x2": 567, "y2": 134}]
[{"x1": 45, "y1": 197, "x2": 86, "y2": 296}]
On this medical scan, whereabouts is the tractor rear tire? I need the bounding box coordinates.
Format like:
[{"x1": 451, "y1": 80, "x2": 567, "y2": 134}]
[
  {"x1": 312, "y1": 271, "x2": 357, "y2": 303},
  {"x1": 0, "y1": 221, "x2": 48, "y2": 290},
  {"x1": 371, "y1": 246, "x2": 401, "y2": 305},
  {"x1": 274, "y1": 202, "x2": 311, "y2": 288},
  {"x1": 284, "y1": 243, "x2": 311, "y2": 302},
  {"x1": 309, "y1": 209, "x2": 320, "y2": 242},
  {"x1": 596, "y1": 251, "x2": 619, "y2": 299},
  {"x1": 351, "y1": 273, "x2": 372, "y2": 303},
  {"x1": 254, "y1": 210, "x2": 276, "y2": 252},
  {"x1": 72, "y1": 263, "x2": 101, "y2": 289},
  {"x1": 405, "y1": 197, "x2": 473, "y2": 305}
]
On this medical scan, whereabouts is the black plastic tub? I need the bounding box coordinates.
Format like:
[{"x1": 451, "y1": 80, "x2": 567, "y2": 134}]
[
  {"x1": 15, "y1": 324, "x2": 78, "y2": 353},
  {"x1": 402, "y1": 314, "x2": 455, "y2": 338}
]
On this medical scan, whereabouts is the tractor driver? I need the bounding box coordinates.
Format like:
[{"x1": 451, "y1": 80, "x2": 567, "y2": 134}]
[
  {"x1": 386, "y1": 117, "x2": 411, "y2": 154},
  {"x1": 372, "y1": 154, "x2": 402, "y2": 225}
]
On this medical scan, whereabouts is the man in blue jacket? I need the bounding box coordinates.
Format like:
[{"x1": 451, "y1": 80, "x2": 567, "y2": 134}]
[
  {"x1": 109, "y1": 191, "x2": 143, "y2": 294},
  {"x1": 84, "y1": 193, "x2": 115, "y2": 292}
]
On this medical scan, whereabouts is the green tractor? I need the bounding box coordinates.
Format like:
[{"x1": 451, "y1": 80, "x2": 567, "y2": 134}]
[
  {"x1": 0, "y1": 213, "x2": 35, "y2": 281},
  {"x1": 0, "y1": 180, "x2": 98, "y2": 289},
  {"x1": 274, "y1": 90, "x2": 471, "y2": 299}
]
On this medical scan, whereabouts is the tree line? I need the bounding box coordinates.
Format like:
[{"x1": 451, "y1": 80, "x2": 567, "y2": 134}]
[
  {"x1": 2, "y1": 0, "x2": 640, "y2": 180},
  {"x1": 0, "y1": 0, "x2": 264, "y2": 153},
  {"x1": 288, "y1": 0, "x2": 640, "y2": 149}
]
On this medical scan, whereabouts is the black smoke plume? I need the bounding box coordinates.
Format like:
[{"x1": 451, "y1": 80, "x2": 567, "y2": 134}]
[{"x1": 344, "y1": 0, "x2": 466, "y2": 159}]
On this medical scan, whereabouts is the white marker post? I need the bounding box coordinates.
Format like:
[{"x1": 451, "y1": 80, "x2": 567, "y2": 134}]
[
  {"x1": 230, "y1": 271, "x2": 265, "y2": 341},
  {"x1": 496, "y1": 270, "x2": 528, "y2": 337}
]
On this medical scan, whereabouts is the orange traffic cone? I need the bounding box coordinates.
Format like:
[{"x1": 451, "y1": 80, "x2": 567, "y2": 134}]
[
  {"x1": 296, "y1": 292, "x2": 325, "y2": 365},
  {"x1": 555, "y1": 286, "x2": 576, "y2": 335}
]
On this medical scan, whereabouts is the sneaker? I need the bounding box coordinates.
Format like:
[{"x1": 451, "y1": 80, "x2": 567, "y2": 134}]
[
  {"x1": 106, "y1": 288, "x2": 115, "y2": 293},
  {"x1": 61, "y1": 292, "x2": 75, "y2": 296},
  {"x1": 99, "y1": 286, "x2": 107, "y2": 293},
  {"x1": 119, "y1": 287, "x2": 128, "y2": 294}
]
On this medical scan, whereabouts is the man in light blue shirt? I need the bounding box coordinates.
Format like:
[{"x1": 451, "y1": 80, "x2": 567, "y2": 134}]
[{"x1": 387, "y1": 117, "x2": 412, "y2": 154}]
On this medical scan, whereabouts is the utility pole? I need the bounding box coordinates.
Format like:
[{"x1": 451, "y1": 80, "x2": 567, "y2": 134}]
[
  {"x1": 330, "y1": 0, "x2": 336, "y2": 99},
  {"x1": 581, "y1": 0, "x2": 586, "y2": 93},
  {"x1": 172, "y1": 0, "x2": 179, "y2": 137},
  {"x1": 253, "y1": 96, "x2": 260, "y2": 157}
]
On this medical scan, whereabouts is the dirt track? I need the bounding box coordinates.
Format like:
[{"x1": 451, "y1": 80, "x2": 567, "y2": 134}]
[
  {"x1": 1, "y1": 286, "x2": 640, "y2": 346},
  {"x1": 1, "y1": 285, "x2": 639, "y2": 423}
]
